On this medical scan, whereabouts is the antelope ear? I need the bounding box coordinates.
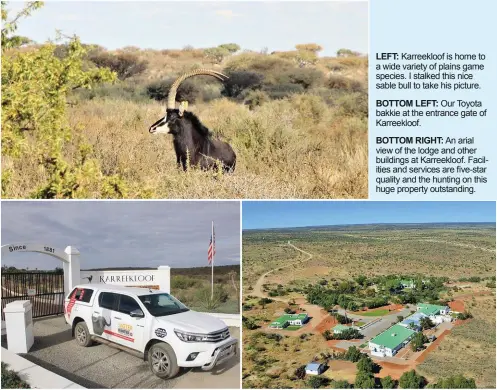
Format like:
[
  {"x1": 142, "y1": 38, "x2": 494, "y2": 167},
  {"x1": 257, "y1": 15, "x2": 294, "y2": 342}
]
[{"x1": 179, "y1": 101, "x2": 188, "y2": 117}]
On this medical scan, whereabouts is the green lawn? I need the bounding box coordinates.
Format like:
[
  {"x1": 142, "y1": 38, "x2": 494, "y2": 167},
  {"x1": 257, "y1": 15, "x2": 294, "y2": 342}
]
[
  {"x1": 360, "y1": 309, "x2": 390, "y2": 317},
  {"x1": 284, "y1": 325, "x2": 303, "y2": 331},
  {"x1": 355, "y1": 321, "x2": 366, "y2": 326}
]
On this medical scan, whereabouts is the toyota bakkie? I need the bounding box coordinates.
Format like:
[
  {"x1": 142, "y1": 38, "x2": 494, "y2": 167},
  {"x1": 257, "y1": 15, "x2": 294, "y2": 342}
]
[{"x1": 64, "y1": 284, "x2": 238, "y2": 378}]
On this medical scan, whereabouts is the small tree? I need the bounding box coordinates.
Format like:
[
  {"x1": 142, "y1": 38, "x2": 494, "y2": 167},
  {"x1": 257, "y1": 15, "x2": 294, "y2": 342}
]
[
  {"x1": 344, "y1": 346, "x2": 363, "y2": 362},
  {"x1": 307, "y1": 375, "x2": 328, "y2": 389},
  {"x1": 430, "y1": 374, "x2": 476, "y2": 388},
  {"x1": 457, "y1": 311, "x2": 473, "y2": 320},
  {"x1": 381, "y1": 376, "x2": 396, "y2": 389},
  {"x1": 221, "y1": 71, "x2": 264, "y2": 98},
  {"x1": 89, "y1": 51, "x2": 148, "y2": 80},
  {"x1": 2, "y1": 3, "x2": 121, "y2": 199},
  {"x1": 356, "y1": 356, "x2": 374, "y2": 374},
  {"x1": 420, "y1": 317, "x2": 434, "y2": 330},
  {"x1": 294, "y1": 365, "x2": 306, "y2": 380},
  {"x1": 336, "y1": 48, "x2": 361, "y2": 57},
  {"x1": 354, "y1": 371, "x2": 375, "y2": 389},
  {"x1": 218, "y1": 43, "x2": 240, "y2": 53},
  {"x1": 295, "y1": 49, "x2": 318, "y2": 67},
  {"x1": 295, "y1": 43, "x2": 323, "y2": 54},
  {"x1": 204, "y1": 46, "x2": 230, "y2": 64},
  {"x1": 399, "y1": 370, "x2": 426, "y2": 389},
  {"x1": 411, "y1": 332, "x2": 428, "y2": 352}
]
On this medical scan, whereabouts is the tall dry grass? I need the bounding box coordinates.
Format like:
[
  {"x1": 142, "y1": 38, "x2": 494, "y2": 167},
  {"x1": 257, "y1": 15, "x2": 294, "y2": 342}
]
[
  {"x1": 3, "y1": 46, "x2": 368, "y2": 199},
  {"x1": 5, "y1": 94, "x2": 367, "y2": 199}
]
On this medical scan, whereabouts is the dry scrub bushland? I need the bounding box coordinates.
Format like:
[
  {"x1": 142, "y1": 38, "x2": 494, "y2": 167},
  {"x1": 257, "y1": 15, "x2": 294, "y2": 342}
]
[
  {"x1": 418, "y1": 294, "x2": 496, "y2": 388},
  {"x1": 1, "y1": 3, "x2": 367, "y2": 199}
]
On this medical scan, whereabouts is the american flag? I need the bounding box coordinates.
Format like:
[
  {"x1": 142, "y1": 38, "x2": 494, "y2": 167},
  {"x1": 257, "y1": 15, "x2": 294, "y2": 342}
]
[{"x1": 208, "y1": 225, "x2": 215, "y2": 264}]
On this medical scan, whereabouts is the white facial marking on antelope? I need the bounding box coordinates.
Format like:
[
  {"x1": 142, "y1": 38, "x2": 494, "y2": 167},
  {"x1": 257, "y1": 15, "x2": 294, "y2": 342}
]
[{"x1": 149, "y1": 115, "x2": 170, "y2": 134}]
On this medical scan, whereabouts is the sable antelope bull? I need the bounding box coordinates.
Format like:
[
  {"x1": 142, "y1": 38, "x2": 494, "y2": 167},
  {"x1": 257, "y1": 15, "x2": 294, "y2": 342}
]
[{"x1": 149, "y1": 69, "x2": 236, "y2": 173}]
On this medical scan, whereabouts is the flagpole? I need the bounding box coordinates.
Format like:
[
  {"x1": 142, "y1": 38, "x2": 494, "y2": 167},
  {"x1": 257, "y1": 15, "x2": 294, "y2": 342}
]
[{"x1": 211, "y1": 220, "x2": 214, "y2": 300}]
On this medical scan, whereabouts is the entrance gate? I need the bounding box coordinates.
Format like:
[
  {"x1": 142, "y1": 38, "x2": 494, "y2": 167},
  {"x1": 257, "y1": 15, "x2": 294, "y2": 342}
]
[{"x1": 1, "y1": 272, "x2": 65, "y2": 321}]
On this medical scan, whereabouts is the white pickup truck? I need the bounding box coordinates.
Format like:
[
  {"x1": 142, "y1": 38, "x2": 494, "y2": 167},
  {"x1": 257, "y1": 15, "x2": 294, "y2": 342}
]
[{"x1": 64, "y1": 284, "x2": 238, "y2": 378}]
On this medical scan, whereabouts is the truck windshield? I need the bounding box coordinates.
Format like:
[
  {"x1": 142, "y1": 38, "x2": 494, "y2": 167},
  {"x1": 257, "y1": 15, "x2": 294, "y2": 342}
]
[{"x1": 138, "y1": 293, "x2": 189, "y2": 317}]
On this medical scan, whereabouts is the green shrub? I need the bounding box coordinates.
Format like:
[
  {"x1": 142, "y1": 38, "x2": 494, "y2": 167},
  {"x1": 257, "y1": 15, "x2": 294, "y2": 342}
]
[
  {"x1": 294, "y1": 365, "x2": 306, "y2": 380},
  {"x1": 399, "y1": 370, "x2": 426, "y2": 389},
  {"x1": 218, "y1": 43, "x2": 240, "y2": 53},
  {"x1": 344, "y1": 346, "x2": 363, "y2": 362},
  {"x1": 337, "y1": 48, "x2": 362, "y2": 57},
  {"x1": 171, "y1": 275, "x2": 200, "y2": 289},
  {"x1": 295, "y1": 43, "x2": 323, "y2": 53},
  {"x1": 264, "y1": 83, "x2": 305, "y2": 100},
  {"x1": 146, "y1": 78, "x2": 201, "y2": 103},
  {"x1": 204, "y1": 46, "x2": 230, "y2": 64},
  {"x1": 307, "y1": 375, "x2": 329, "y2": 389},
  {"x1": 1, "y1": 363, "x2": 30, "y2": 389},
  {"x1": 354, "y1": 371, "x2": 375, "y2": 389},
  {"x1": 74, "y1": 82, "x2": 148, "y2": 103},
  {"x1": 194, "y1": 285, "x2": 229, "y2": 310},
  {"x1": 334, "y1": 92, "x2": 368, "y2": 119},
  {"x1": 243, "y1": 89, "x2": 270, "y2": 110},
  {"x1": 89, "y1": 51, "x2": 148, "y2": 80},
  {"x1": 326, "y1": 75, "x2": 364, "y2": 92},
  {"x1": 242, "y1": 315, "x2": 259, "y2": 330},
  {"x1": 222, "y1": 71, "x2": 264, "y2": 98},
  {"x1": 381, "y1": 376, "x2": 396, "y2": 389},
  {"x1": 428, "y1": 374, "x2": 476, "y2": 388},
  {"x1": 1, "y1": 3, "x2": 122, "y2": 199},
  {"x1": 276, "y1": 68, "x2": 325, "y2": 89}
]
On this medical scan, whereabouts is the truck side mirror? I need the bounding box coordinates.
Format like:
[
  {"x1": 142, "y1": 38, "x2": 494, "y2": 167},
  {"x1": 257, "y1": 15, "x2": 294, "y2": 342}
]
[{"x1": 130, "y1": 309, "x2": 144, "y2": 318}]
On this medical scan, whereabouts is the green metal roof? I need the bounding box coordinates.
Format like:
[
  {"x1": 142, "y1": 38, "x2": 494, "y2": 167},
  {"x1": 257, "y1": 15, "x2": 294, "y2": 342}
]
[
  {"x1": 270, "y1": 313, "x2": 307, "y2": 325},
  {"x1": 370, "y1": 324, "x2": 416, "y2": 350},
  {"x1": 333, "y1": 324, "x2": 350, "y2": 332},
  {"x1": 417, "y1": 303, "x2": 445, "y2": 316}
]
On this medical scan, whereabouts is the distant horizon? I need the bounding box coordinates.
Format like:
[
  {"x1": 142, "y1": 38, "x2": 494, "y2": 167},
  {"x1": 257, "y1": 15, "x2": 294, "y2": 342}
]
[
  {"x1": 242, "y1": 201, "x2": 496, "y2": 230},
  {"x1": 4, "y1": 1, "x2": 368, "y2": 57},
  {"x1": 243, "y1": 221, "x2": 495, "y2": 231}
]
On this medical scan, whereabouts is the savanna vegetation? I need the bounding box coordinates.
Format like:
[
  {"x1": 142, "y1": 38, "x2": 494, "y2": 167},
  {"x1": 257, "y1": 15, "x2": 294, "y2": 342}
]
[
  {"x1": 242, "y1": 223, "x2": 496, "y2": 290},
  {"x1": 2, "y1": 2, "x2": 368, "y2": 199},
  {"x1": 170, "y1": 265, "x2": 240, "y2": 314},
  {"x1": 242, "y1": 223, "x2": 495, "y2": 388}
]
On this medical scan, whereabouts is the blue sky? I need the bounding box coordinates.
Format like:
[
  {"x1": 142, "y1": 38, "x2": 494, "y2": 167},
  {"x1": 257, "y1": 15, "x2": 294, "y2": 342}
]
[
  {"x1": 242, "y1": 201, "x2": 496, "y2": 229},
  {"x1": 2, "y1": 201, "x2": 240, "y2": 270},
  {"x1": 4, "y1": 1, "x2": 368, "y2": 56}
]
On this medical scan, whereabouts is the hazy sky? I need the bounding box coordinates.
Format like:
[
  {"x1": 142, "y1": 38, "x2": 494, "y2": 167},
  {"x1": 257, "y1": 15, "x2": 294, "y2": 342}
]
[
  {"x1": 4, "y1": 1, "x2": 368, "y2": 56},
  {"x1": 2, "y1": 201, "x2": 240, "y2": 270},
  {"x1": 242, "y1": 201, "x2": 496, "y2": 229}
]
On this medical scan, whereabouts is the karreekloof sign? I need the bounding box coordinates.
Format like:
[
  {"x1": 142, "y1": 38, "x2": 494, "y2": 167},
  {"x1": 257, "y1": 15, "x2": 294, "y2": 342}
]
[{"x1": 80, "y1": 267, "x2": 170, "y2": 293}]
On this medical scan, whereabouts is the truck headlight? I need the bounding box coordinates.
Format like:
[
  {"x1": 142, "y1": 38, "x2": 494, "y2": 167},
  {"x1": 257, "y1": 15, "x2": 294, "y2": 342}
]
[{"x1": 174, "y1": 329, "x2": 208, "y2": 342}]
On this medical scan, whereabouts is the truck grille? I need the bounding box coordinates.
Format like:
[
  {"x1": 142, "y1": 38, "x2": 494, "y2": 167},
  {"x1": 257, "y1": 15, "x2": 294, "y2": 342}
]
[{"x1": 205, "y1": 327, "x2": 230, "y2": 342}]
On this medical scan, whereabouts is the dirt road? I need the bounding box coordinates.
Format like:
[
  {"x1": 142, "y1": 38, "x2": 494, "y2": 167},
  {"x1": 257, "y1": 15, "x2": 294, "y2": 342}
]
[
  {"x1": 251, "y1": 243, "x2": 330, "y2": 328},
  {"x1": 252, "y1": 242, "x2": 313, "y2": 302}
]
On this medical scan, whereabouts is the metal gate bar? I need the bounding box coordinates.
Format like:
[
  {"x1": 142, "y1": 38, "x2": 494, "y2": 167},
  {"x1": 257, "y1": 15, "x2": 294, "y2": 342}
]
[{"x1": 1, "y1": 272, "x2": 64, "y2": 320}]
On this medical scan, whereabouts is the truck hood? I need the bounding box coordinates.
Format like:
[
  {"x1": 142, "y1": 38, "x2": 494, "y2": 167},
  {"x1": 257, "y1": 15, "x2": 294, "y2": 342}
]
[{"x1": 156, "y1": 310, "x2": 227, "y2": 334}]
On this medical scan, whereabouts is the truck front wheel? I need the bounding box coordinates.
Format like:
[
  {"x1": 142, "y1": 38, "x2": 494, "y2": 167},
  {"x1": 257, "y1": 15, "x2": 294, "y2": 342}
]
[{"x1": 148, "y1": 343, "x2": 180, "y2": 379}]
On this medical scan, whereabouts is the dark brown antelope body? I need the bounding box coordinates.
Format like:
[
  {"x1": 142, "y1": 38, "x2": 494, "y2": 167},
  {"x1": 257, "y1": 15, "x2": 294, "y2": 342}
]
[{"x1": 149, "y1": 69, "x2": 236, "y2": 173}]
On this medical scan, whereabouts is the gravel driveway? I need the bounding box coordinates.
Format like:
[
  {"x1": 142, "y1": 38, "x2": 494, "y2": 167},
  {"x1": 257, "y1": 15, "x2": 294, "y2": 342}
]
[{"x1": 2, "y1": 316, "x2": 240, "y2": 389}]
